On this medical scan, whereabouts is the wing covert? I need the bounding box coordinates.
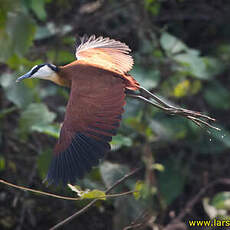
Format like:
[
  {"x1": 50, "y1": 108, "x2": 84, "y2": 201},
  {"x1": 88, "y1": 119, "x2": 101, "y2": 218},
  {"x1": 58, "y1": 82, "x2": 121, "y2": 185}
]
[{"x1": 75, "y1": 35, "x2": 134, "y2": 74}]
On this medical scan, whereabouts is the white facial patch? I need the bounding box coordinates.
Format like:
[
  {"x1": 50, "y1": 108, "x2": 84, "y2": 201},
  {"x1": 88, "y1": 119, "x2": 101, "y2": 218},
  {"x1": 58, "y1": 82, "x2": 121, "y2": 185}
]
[{"x1": 32, "y1": 65, "x2": 56, "y2": 80}]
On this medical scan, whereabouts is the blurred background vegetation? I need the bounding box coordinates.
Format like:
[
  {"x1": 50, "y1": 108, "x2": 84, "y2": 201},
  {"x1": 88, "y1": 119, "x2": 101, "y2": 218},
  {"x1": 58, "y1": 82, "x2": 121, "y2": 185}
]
[{"x1": 1, "y1": 0, "x2": 230, "y2": 229}]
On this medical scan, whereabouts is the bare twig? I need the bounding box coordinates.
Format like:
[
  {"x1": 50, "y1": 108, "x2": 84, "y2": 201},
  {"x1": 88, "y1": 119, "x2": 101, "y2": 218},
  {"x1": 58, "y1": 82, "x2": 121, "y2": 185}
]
[
  {"x1": 105, "y1": 167, "x2": 141, "y2": 193},
  {"x1": 50, "y1": 167, "x2": 141, "y2": 230},
  {"x1": 0, "y1": 179, "x2": 136, "y2": 200}
]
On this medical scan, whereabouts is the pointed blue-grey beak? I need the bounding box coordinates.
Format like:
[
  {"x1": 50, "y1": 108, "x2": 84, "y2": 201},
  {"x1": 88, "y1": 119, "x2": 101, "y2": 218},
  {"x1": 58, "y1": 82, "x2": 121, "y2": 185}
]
[{"x1": 16, "y1": 71, "x2": 32, "y2": 82}]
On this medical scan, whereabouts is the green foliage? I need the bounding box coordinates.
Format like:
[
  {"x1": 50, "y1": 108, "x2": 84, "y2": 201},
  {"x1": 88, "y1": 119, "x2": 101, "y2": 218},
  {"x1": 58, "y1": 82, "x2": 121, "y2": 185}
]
[
  {"x1": 0, "y1": 0, "x2": 230, "y2": 228},
  {"x1": 0, "y1": 12, "x2": 35, "y2": 62},
  {"x1": 160, "y1": 32, "x2": 225, "y2": 80},
  {"x1": 68, "y1": 184, "x2": 106, "y2": 200},
  {"x1": 203, "y1": 195, "x2": 230, "y2": 219},
  {"x1": 160, "y1": 32, "x2": 188, "y2": 55},
  {"x1": 111, "y1": 134, "x2": 133, "y2": 150},
  {"x1": 28, "y1": 0, "x2": 47, "y2": 21},
  {"x1": 19, "y1": 103, "x2": 56, "y2": 139},
  {"x1": 211, "y1": 192, "x2": 230, "y2": 210},
  {"x1": 133, "y1": 180, "x2": 144, "y2": 200},
  {"x1": 0, "y1": 73, "x2": 36, "y2": 108},
  {"x1": 152, "y1": 163, "x2": 164, "y2": 172},
  {"x1": 32, "y1": 124, "x2": 60, "y2": 139},
  {"x1": 133, "y1": 180, "x2": 156, "y2": 200},
  {"x1": 82, "y1": 190, "x2": 106, "y2": 200}
]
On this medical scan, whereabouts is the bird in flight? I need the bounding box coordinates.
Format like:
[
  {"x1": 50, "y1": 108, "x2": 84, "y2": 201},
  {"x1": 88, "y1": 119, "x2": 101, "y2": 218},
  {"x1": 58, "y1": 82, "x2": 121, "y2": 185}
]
[{"x1": 17, "y1": 35, "x2": 217, "y2": 185}]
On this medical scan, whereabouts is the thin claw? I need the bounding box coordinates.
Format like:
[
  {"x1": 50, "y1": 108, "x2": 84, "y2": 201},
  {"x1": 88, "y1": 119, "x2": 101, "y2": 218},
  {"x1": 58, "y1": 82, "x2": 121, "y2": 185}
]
[
  {"x1": 190, "y1": 118, "x2": 203, "y2": 128},
  {"x1": 127, "y1": 94, "x2": 168, "y2": 111},
  {"x1": 187, "y1": 116, "x2": 221, "y2": 131},
  {"x1": 127, "y1": 89, "x2": 220, "y2": 132},
  {"x1": 139, "y1": 86, "x2": 170, "y2": 107},
  {"x1": 173, "y1": 108, "x2": 216, "y2": 122},
  {"x1": 139, "y1": 86, "x2": 216, "y2": 123}
]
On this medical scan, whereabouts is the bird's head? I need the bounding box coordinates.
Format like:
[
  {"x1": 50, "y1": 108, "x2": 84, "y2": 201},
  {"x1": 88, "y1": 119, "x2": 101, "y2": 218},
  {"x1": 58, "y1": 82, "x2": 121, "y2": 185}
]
[{"x1": 16, "y1": 64, "x2": 59, "y2": 82}]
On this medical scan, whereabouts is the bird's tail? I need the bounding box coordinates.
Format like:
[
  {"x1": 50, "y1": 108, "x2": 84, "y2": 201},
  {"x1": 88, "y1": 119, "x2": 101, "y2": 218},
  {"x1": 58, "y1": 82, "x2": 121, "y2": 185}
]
[{"x1": 126, "y1": 86, "x2": 220, "y2": 131}]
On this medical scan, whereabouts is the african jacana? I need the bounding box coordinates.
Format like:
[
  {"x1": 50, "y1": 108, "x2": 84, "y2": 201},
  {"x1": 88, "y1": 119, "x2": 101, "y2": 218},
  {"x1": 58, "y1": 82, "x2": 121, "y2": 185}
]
[{"x1": 17, "y1": 35, "x2": 216, "y2": 185}]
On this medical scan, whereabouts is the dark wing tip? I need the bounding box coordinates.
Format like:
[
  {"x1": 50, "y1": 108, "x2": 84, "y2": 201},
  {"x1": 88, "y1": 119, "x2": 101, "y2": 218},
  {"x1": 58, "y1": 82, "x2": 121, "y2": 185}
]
[{"x1": 46, "y1": 132, "x2": 110, "y2": 186}]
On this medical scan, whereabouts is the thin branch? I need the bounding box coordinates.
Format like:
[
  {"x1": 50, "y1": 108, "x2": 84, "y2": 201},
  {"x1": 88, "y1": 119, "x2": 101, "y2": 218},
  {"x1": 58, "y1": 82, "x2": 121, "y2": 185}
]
[
  {"x1": 0, "y1": 179, "x2": 136, "y2": 200},
  {"x1": 50, "y1": 167, "x2": 141, "y2": 230},
  {"x1": 105, "y1": 167, "x2": 141, "y2": 193}
]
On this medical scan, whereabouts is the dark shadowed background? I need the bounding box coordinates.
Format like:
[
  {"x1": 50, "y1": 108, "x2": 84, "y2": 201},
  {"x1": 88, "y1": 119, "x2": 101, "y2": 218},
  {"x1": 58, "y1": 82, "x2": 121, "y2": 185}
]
[{"x1": 1, "y1": 0, "x2": 230, "y2": 229}]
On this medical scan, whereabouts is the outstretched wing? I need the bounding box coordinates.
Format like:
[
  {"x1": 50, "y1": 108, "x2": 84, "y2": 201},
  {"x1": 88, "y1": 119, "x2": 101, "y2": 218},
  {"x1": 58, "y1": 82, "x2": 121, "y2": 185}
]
[
  {"x1": 75, "y1": 35, "x2": 134, "y2": 74},
  {"x1": 46, "y1": 68, "x2": 126, "y2": 185}
]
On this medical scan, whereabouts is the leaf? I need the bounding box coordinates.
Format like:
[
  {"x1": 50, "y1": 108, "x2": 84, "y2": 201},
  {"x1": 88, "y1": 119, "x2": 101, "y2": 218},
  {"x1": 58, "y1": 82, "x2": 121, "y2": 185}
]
[
  {"x1": 30, "y1": 0, "x2": 47, "y2": 21},
  {"x1": 203, "y1": 57, "x2": 225, "y2": 77},
  {"x1": 173, "y1": 80, "x2": 190, "y2": 98},
  {"x1": 0, "y1": 73, "x2": 35, "y2": 108},
  {"x1": 35, "y1": 23, "x2": 73, "y2": 41},
  {"x1": 190, "y1": 80, "x2": 202, "y2": 95},
  {"x1": 152, "y1": 163, "x2": 164, "y2": 172},
  {"x1": 0, "y1": 30, "x2": 13, "y2": 62},
  {"x1": 160, "y1": 32, "x2": 187, "y2": 54},
  {"x1": 7, "y1": 12, "x2": 36, "y2": 56},
  {"x1": 0, "y1": 0, "x2": 16, "y2": 27},
  {"x1": 111, "y1": 134, "x2": 133, "y2": 150},
  {"x1": 203, "y1": 197, "x2": 230, "y2": 219},
  {"x1": 173, "y1": 53, "x2": 209, "y2": 79},
  {"x1": 0, "y1": 1, "x2": 19, "y2": 61},
  {"x1": 35, "y1": 26, "x2": 55, "y2": 40},
  {"x1": 82, "y1": 189, "x2": 106, "y2": 200},
  {"x1": 32, "y1": 124, "x2": 60, "y2": 138},
  {"x1": 19, "y1": 103, "x2": 56, "y2": 139},
  {"x1": 133, "y1": 180, "x2": 144, "y2": 200},
  {"x1": 68, "y1": 184, "x2": 106, "y2": 200},
  {"x1": 211, "y1": 192, "x2": 230, "y2": 210},
  {"x1": 133, "y1": 181, "x2": 156, "y2": 201}
]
